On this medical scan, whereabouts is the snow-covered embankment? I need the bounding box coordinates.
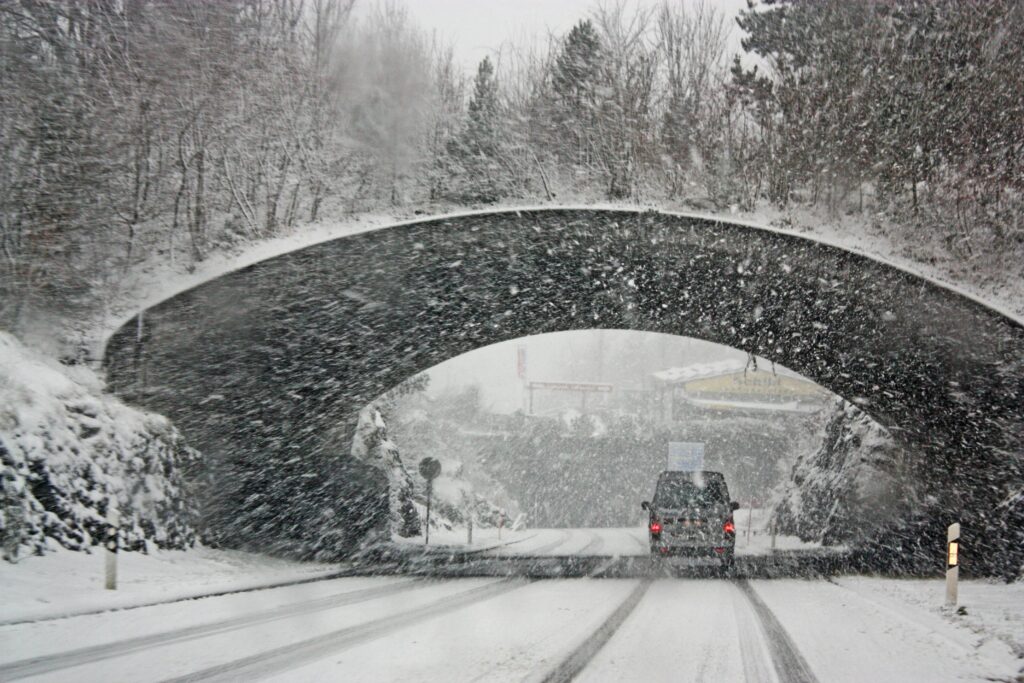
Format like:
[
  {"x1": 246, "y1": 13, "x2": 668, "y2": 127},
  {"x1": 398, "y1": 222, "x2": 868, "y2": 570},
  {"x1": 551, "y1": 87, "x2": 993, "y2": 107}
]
[{"x1": 0, "y1": 332, "x2": 198, "y2": 561}]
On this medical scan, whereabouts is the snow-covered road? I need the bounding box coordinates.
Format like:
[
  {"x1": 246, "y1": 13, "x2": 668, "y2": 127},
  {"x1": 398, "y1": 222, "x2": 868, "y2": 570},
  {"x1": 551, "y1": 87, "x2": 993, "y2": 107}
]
[{"x1": 2, "y1": 571, "x2": 1019, "y2": 682}]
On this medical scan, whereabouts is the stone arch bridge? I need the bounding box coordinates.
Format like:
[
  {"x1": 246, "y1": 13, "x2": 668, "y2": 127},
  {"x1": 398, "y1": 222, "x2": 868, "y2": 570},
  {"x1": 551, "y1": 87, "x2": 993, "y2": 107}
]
[{"x1": 104, "y1": 209, "x2": 1023, "y2": 568}]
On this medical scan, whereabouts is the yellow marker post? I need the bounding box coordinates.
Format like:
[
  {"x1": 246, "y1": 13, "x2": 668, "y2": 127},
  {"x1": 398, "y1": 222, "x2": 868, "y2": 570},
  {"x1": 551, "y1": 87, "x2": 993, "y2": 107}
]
[{"x1": 946, "y1": 523, "x2": 960, "y2": 607}]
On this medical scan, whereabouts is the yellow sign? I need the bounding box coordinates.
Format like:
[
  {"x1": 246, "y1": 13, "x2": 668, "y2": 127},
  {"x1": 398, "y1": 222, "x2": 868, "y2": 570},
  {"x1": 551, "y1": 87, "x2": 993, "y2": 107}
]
[
  {"x1": 947, "y1": 541, "x2": 959, "y2": 567},
  {"x1": 683, "y1": 371, "x2": 827, "y2": 401}
]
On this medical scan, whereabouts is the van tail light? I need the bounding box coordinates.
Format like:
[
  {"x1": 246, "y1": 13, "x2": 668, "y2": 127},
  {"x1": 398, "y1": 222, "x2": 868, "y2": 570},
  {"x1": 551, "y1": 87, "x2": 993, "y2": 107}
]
[
  {"x1": 650, "y1": 521, "x2": 662, "y2": 534},
  {"x1": 723, "y1": 520, "x2": 735, "y2": 534}
]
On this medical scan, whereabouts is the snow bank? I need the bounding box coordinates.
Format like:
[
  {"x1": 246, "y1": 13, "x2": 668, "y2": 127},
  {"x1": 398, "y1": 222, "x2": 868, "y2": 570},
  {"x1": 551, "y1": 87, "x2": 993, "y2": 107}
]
[
  {"x1": 0, "y1": 332, "x2": 198, "y2": 561},
  {"x1": 0, "y1": 545, "x2": 344, "y2": 624}
]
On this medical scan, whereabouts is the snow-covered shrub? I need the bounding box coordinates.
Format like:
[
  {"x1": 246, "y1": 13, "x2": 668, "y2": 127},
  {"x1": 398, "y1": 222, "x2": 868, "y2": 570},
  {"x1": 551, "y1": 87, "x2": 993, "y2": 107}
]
[
  {"x1": 351, "y1": 405, "x2": 421, "y2": 538},
  {"x1": 0, "y1": 332, "x2": 198, "y2": 561},
  {"x1": 771, "y1": 398, "x2": 911, "y2": 546}
]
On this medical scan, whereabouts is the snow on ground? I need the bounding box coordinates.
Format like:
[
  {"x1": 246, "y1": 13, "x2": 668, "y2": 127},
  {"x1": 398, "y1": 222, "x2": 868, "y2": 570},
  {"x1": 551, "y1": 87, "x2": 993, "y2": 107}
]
[
  {"x1": 833, "y1": 576, "x2": 1024, "y2": 660},
  {"x1": 0, "y1": 545, "x2": 344, "y2": 624},
  {"x1": 275, "y1": 579, "x2": 639, "y2": 683},
  {"x1": 0, "y1": 537, "x2": 1021, "y2": 682},
  {"x1": 751, "y1": 578, "x2": 1022, "y2": 682},
  {"x1": 0, "y1": 577, "x2": 498, "y2": 683},
  {"x1": 578, "y1": 580, "x2": 774, "y2": 683},
  {"x1": 3, "y1": 572, "x2": 1019, "y2": 682}
]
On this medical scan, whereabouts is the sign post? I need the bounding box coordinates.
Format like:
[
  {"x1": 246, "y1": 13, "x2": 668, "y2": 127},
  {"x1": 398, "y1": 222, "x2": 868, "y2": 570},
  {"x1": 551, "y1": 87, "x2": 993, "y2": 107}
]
[
  {"x1": 418, "y1": 458, "x2": 441, "y2": 546},
  {"x1": 946, "y1": 522, "x2": 960, "y2": 607},
  {"x1": 105, "y1": 499, "x2": 119, "y2": 590}
]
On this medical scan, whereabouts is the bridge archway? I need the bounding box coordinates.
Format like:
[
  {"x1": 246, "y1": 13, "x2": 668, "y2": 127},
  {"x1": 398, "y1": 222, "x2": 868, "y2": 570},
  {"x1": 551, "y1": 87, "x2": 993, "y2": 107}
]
[{"x1": 104, "y1": 209, "x2": 1024, "y2": 564}]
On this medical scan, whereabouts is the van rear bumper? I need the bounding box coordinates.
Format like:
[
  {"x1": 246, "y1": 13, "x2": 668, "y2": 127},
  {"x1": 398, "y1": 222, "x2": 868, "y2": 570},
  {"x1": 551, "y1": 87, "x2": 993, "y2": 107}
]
[{"x1": 650, "y1": 540, "x2": 735, "y2": 557}]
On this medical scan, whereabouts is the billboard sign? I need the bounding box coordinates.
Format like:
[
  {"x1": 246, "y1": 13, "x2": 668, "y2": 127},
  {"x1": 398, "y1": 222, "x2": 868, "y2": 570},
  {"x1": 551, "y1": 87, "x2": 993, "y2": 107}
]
[{"x1": 667, "y1": 442, "x2": 705, "y2": 471}]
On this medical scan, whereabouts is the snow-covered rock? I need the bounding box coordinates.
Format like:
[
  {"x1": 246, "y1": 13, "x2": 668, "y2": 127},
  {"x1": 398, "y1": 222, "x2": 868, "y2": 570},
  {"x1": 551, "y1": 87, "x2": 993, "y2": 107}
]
[
  {"x1": 0, "y1": 332, "x2": 198, "y2": 561},
  {"x1": 771, "y1": 398, "x2": 909, "y2": 546}
]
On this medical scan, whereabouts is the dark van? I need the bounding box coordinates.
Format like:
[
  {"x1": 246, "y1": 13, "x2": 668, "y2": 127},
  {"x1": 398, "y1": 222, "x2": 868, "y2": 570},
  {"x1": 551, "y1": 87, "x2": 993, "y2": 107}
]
[{"x1": 641, "y1": 470, "x2": 739, "y2": 570}]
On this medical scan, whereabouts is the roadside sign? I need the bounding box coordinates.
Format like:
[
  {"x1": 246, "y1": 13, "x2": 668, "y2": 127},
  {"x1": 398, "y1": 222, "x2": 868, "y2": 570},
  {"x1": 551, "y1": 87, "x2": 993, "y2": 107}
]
[
  {"x1": 418, "y1": 458, "x2": 441, "y2": 546},
  {"x1": 418, "y1": 457, "x2": 441, "y2": 481},
  {"x1": 667, "y1": 442, "x2": 705, "y2": 471},
  {"x1": 527, "y1": 381, "x2": 613, "y2": 392}
]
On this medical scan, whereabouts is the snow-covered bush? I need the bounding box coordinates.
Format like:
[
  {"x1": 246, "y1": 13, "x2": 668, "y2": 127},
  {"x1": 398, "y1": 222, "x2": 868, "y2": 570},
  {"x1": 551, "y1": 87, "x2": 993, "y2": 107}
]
[
  {"x1": 351, "y1": 398, "x2": 513, "y2": 540},
  {"x1": 0, "y1": 332, "x2": 198, "y2": 561}
]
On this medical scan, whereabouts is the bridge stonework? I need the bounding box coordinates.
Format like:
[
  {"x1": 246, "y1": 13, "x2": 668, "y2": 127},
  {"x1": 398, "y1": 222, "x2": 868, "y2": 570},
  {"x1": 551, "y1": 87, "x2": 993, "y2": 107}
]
[{"x1": 104, "y1": 209, "x2": 1023, "y2": 568}]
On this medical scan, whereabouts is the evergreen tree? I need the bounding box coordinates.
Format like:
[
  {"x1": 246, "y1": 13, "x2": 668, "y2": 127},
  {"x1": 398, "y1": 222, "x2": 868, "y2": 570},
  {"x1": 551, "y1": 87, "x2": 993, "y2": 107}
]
[
  {"x1": 466, "y1": 56, "x2": 500, "y2": 158},
  {"x1": 549, "y1": 20, "x2": 604, "y2": 169},
  {"x1": 447, "y1": 56, "x2": 513, "y2": 202}
]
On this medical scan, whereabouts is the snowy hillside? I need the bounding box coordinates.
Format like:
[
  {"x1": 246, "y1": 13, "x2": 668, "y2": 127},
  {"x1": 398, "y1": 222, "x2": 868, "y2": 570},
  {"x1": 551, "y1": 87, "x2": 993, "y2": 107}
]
[{"x1": 0, "y1": 332, "x2": 198, "y2": 561}]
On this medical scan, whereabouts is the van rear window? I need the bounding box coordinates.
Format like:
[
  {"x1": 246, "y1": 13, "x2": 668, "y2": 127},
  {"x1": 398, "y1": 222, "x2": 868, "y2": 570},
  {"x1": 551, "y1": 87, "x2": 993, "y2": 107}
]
[{"x1": 656, "y1": 479, "x2": 727, "y2": 508}]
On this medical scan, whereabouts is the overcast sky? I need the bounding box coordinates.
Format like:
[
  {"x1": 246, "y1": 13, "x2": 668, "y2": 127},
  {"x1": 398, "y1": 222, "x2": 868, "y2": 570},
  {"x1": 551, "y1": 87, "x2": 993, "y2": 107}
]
[
  {"x1": 386, "y1": 0, "x2": 751, "y2": 73},
  {"x1": 425, "y1": 330, "x2": 748, "y2": 413}
]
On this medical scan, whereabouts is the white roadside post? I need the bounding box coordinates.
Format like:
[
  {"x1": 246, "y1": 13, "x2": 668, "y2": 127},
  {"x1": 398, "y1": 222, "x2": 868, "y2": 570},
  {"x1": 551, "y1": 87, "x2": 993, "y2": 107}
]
[
  {"x1": 105, "y1": 500, "x2": 120, "y2": 590},
  {"x1": 946, "y1": 522, "x2": 960, "y2": 607}
]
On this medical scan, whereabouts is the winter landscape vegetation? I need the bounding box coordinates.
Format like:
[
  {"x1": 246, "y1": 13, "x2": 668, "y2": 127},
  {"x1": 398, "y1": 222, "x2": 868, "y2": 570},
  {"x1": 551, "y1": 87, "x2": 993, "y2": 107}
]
[{"x1": 1, "y1": 1, "x2": 1022, "y2": 681}]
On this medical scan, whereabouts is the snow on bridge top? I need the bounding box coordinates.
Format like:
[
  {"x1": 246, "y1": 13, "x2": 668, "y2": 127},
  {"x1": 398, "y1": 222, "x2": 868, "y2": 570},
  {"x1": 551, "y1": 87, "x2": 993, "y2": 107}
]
[{"x1": 95, "y1": 205, "x2": 1024, "y2": 363}]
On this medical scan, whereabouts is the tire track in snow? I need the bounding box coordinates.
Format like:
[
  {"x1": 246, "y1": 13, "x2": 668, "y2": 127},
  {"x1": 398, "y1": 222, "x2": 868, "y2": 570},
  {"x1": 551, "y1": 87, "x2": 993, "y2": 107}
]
[
  {"x1": 627, "y1": 529, "x2": 648, "y2": 551},
  {"x1": 731, "y1": 582, "x2": 780, "y2": 683},
  {"x1": 736, "y1": 580, "x2": 818, "y2": 683},
  {"x1": 0, "y1": 565, "x2": 402, "y2": 627},
  {"x1": 487, "y1": 529, "x2": 572, "y2": 557},
  {"x1": 161, "y1": 578, "x2": 530, "y2": 683},
  {"x1": 538, "y1": 579, "x2": 652, "y2": 683},
  {"x1": 530, "y1": 530, "x2": 576, "y2": 556},
  {"x1": 0, "y1": 578, "x2": 426, "y2": 681}
]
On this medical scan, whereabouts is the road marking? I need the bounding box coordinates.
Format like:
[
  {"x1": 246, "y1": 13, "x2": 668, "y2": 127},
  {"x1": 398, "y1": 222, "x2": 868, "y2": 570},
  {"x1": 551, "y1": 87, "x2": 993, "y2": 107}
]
[
  {"x1": 539, "y1": 579, "x2": 652, "y2": 683},
  {"x1": 736, "y1": 580, "x2": 818, "y2": 683}
]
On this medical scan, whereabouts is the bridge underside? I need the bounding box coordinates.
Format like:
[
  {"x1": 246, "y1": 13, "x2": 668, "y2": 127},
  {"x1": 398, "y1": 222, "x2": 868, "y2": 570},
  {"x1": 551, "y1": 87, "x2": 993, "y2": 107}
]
[{"x1": 104, "y1": 209, "x2": 1024, "y2": 570}]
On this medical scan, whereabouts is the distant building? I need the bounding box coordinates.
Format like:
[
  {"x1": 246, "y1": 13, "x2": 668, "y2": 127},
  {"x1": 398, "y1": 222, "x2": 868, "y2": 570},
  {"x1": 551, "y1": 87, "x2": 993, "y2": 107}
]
[{"x1": 650, "y1": 359, "x2": 829, "y2": 424}]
